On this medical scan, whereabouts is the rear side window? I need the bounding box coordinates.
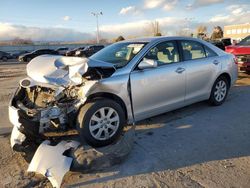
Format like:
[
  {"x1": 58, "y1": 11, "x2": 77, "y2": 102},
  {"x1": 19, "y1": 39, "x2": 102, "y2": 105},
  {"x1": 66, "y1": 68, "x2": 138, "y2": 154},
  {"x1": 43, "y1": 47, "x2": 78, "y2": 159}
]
[
  {"x1": 204, "y1": 45, "x2": 217, "y2": 57},
  {"x1": 180, "y1": 41, "x2": 206, "y2": 61}
]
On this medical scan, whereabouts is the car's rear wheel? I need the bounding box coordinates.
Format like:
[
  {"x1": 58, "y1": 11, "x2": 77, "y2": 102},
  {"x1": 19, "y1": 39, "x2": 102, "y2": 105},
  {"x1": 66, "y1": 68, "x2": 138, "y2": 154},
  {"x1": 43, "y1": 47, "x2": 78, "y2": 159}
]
[
  {"x1": 209, "y1": 76, "x2": 229, "y2": 106},
  {"x1": 76, "y1": 99, "x2": 125, "y2": 147}
]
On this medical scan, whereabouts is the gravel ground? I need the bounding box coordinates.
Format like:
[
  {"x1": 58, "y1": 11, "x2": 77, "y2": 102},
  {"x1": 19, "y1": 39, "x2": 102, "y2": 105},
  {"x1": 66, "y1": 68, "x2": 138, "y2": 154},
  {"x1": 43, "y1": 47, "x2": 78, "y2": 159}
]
[{"x1": 1, "y1": 62, "x2": 250, "y2": 188}]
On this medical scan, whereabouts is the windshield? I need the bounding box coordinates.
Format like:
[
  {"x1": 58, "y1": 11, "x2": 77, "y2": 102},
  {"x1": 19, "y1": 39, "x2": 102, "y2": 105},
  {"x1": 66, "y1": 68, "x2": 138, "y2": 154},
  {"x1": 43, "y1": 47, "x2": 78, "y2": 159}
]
[
  {"x1": 238, "y1": 36, "x2": 250, "y2": 46},
  {"x1": 90, "y1": 42, "x2": 147, "y2": 68}
]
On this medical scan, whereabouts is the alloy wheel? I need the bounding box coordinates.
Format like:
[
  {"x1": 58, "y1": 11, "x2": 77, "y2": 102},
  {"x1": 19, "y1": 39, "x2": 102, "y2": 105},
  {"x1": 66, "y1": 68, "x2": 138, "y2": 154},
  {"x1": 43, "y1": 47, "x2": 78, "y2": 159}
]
[
  {"x1": 89, "y1": 107, "x2": 120, "y2": 141},
  {"x1": 214, "y1": 80, "x2": 227, "y2": 102}
]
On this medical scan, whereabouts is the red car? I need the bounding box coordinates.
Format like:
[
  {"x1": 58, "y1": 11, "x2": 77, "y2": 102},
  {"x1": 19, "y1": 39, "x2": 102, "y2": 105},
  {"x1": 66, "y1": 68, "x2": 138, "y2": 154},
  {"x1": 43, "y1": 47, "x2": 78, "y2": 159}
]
[{"x1": 226, "y1": 35, "x2": 250, "y2": 73}]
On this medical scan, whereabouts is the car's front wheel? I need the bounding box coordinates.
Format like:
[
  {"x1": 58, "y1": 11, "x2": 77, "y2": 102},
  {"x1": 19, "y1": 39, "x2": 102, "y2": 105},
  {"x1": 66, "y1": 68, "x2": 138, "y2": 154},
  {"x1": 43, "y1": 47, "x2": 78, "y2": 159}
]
[
  {"x1": 76, "y1": 99, "x2": 125, "y2": 147},
  {"x1": 209, "y1": 76, "x2": 229, "y2": 106}
]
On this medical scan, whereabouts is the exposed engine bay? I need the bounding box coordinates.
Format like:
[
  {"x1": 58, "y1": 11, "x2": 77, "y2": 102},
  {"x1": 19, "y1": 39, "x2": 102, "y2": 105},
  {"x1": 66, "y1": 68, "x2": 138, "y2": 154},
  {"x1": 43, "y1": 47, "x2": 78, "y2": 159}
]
[
  {"x1": 10, "y1": 55, "x2": 116, "y2": 141},
  {"x1": 14, "y1": 83, "x2": 84, "y2": 135}
]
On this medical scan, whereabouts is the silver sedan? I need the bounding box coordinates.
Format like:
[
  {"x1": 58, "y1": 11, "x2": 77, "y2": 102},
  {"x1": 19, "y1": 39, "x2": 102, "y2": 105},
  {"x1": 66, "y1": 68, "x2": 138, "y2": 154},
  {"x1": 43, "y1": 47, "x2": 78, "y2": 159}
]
[{"x1": 9, "y1": 37, "x2": 238, "y2": 148}]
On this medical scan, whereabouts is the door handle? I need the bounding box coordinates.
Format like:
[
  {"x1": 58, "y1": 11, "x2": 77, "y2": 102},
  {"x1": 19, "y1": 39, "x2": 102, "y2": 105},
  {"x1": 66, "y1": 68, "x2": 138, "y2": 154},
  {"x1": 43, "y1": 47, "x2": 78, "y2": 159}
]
[
  {"x1": 175, "y1": 67, "x2": 185, "y2": 74},
  {"x1": 213, "y1": 60, "x2": 220, "y2": 65}
]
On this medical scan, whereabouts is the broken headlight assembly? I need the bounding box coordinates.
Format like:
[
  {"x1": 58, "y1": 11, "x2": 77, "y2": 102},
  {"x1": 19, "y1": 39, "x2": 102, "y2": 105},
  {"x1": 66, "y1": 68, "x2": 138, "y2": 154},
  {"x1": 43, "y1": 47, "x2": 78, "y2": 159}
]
[{"x1": 12, "y1": 78, "x2": 86, "y2": 139}]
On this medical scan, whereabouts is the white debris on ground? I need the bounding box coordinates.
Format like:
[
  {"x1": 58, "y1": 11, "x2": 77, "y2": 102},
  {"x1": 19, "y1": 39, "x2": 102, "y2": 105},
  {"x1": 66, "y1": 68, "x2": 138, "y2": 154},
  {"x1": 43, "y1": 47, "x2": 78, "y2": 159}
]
[
  {"x1": 27, "y1": 140, "x2": 80, "y2": 188},
  {"x1": 25, "y1": 125, "x2": 135, "y2": 188}
]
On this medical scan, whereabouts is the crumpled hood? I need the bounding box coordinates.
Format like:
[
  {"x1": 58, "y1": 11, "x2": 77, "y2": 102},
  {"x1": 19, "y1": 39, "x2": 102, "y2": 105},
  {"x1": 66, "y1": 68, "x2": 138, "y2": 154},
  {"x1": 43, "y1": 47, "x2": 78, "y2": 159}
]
[{"x1": 26, "y1": 55, "x2": 114, "y2": 86}]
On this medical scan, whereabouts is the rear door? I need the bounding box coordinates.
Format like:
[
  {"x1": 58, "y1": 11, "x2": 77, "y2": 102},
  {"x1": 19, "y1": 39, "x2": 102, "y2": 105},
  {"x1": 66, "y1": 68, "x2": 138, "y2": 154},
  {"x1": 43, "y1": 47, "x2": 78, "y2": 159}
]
[
  {"x1": 130, "y1": 40, "x2": 186, "y2": 121},
  {"x1": 178, "y1": 40, "x2": 221, "y2": 103}
]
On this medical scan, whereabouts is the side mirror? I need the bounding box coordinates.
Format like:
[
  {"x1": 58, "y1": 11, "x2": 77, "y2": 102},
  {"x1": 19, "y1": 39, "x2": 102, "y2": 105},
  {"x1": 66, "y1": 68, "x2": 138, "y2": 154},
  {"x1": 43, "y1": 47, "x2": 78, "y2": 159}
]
[{"x1": 138, "y1": 58, "x2": 157, "y2": 70}]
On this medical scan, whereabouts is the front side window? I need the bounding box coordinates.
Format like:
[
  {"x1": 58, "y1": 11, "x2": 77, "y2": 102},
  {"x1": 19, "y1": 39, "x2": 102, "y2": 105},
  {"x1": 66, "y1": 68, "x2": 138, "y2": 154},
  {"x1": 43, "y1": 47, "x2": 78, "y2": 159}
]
[
  {"x1": 143, "y1": 41, "x2": 179, "y2": 66},
  {"x1": 181, "y1": 41, "x2": 206, "y2": 61},
  {"x1": 91, "y1": 42, "x2": 146, "y2": 68}
]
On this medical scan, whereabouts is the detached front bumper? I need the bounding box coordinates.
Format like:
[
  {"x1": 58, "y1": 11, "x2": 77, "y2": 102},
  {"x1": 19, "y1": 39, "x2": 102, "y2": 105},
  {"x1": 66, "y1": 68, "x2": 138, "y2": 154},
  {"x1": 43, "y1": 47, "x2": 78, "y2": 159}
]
[
  {"x1": 9, "y1": 105, "x2": 26, "y2": 148},
  {"x1": 9, "y1": 97, "x2": 42, "y2": 150}
]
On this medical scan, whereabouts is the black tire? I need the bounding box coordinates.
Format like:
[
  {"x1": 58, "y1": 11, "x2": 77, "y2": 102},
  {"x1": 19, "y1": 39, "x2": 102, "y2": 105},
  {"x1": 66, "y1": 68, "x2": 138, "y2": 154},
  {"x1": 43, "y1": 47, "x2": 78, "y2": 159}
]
[
  {"x1": 76, "y1": 99, "x2": 126, "y2": 147},
  {"x1": 209, "y1": 76, "x2": 229, "y2": 106},
  {"x1": 2, "y1": 56, "x2": 7, "y2": 61}
]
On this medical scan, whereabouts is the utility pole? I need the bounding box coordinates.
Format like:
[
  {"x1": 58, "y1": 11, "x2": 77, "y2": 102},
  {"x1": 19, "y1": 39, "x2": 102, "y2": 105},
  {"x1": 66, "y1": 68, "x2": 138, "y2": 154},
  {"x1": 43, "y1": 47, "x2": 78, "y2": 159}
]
[
  {"x1": 91, "y1": 11, "x2": 103, "y2": 44},
  {"x1": 184, "y1": 17, "x2": 194, "y2": 35}
]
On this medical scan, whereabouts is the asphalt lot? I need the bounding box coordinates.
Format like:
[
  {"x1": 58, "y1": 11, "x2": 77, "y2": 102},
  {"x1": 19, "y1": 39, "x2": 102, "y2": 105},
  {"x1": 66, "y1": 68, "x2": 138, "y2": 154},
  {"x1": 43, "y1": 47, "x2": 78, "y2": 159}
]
[{"x1": 1, "y1": 61, "x2": 250, "y2": 187}]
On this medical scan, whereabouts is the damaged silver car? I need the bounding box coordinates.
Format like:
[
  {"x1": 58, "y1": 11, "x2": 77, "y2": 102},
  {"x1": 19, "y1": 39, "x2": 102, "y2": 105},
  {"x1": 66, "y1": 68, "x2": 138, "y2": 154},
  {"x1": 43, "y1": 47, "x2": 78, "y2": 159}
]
[{"x1": 9, "y1": 37, "x2": 238, "y2": 149}]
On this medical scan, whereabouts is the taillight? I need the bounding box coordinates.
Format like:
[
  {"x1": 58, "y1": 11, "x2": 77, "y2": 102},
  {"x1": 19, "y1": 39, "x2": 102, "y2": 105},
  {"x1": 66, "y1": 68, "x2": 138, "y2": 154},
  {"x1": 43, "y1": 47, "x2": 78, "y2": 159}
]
[{"x1": 233, "y1": 56, "x2": 238, "y2": 65}]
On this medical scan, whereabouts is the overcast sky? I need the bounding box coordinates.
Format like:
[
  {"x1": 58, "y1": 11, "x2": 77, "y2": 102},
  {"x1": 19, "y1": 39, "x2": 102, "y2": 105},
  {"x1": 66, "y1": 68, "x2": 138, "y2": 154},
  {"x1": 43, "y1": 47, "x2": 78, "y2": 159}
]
[{"x1": 0, "y1": 0, "x2": 249, "y2": 41}]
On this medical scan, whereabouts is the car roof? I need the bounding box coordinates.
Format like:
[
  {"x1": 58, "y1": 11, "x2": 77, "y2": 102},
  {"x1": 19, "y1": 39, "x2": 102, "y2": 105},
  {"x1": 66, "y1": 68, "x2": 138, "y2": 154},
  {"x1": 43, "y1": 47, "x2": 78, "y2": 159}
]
[
  {"x1": 36, "y1": 49, "x2": 53, "y2": 51},
  {"x1": 57, "y1": 47, "x2": 68, "y2": 49},
  {"x1": 121, "y1": 36, "x2": 206, "y2": 43},
  {"x1": 120, "y1": 36, "x2": 226, "y2": 56}
]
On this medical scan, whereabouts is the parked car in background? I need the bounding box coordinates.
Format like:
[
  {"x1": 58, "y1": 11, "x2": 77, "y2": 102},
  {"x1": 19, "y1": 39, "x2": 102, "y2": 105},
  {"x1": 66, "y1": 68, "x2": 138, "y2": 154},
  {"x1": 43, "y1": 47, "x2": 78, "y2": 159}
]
[
  {"x1": 226, "y1": 35, "x2": 250, "y2": 73},
  {"x1": 66, "y1": 47, "x2": 85, "y2": 56},
  {"x1": 0, "y1": 51, "x2": 12, "y2": 61},
  {"x1": 221, "y1": 38, "x2": 232, "y2": 46},
  {"x1": 9, "y1": 37, "x2": 237, "y2": 149},
  {"x1": 210, "y1": 38, "x2": 232, "y2": 51},
  {"x1": 75, "y1": 45, "x2": 104, "y2": 57},
  {"x1": 11, "y1": 50, "x2": 29, "y2": 59},
  {"x1": 19, "y1": 49, "x2": 59, "y2": 62},
  {"x1": 56, "y1": 47, "x2": 69, "y2": 55}
]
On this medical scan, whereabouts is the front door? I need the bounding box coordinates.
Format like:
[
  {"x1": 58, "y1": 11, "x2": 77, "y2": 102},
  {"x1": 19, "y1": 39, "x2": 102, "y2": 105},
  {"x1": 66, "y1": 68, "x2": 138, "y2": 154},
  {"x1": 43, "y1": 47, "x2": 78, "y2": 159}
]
[{"x1": 130, "y1": 40, "x2": 186, "y2": 121}]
